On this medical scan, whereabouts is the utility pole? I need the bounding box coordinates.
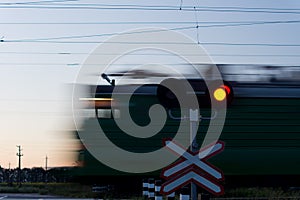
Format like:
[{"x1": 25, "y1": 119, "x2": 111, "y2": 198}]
[
  {"x1": 45, "y1": 155, "x2": 48, "y2": 171},
  {"x1": 8, "y1": 162, "x2": 11, "y2": 185},
  {"x1": 16, "y1": 145, "x2": 23, "y2": 186},
  {"x1": 45, "y1": 155, "x2": 48, "y2": 183}
]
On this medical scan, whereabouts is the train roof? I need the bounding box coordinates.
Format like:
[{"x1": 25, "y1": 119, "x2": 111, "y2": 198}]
[{"x1": 82, "y1": 64, "x2": 300, "y2": 99}]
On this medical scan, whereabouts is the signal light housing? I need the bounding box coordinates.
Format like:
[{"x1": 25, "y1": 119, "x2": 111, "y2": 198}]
[{"x1": 157, "y1": 79, "x2": 234, "y2": 109}]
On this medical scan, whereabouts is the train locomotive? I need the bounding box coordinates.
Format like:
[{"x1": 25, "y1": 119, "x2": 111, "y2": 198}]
[{"x1": 72, "y1": 64, "x2": 300, "y2": 193}]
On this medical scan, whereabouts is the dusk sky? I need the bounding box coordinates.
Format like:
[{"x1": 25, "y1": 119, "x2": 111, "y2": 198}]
[{"x1": 0, "y1": 0, "x2": 300, "y2": 168}]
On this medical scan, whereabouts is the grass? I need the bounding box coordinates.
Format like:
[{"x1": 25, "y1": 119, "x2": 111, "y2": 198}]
[
  {"x1": 1, "y1": 183, "x2": 300, "y2": 199},
  {"x1": 0, "y1": 183, "x2": 95, "y2": 198},
  {"x1": 218, "y1": 187, "x2": 300, "y2": 199}
]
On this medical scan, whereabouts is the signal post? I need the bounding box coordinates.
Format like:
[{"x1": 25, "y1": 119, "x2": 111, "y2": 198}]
[{"x1": 190, "y1": 109, "x2": 199, "y2": 200}]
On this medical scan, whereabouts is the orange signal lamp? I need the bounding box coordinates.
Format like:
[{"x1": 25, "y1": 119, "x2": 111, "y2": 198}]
[{"x1": 213, "y1": 87, "x2": 227, "y2": 102}]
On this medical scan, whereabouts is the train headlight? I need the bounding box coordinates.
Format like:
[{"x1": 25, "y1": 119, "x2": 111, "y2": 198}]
[{"x1": 79, "y1": 97, "x2": 113, "y2": 108}]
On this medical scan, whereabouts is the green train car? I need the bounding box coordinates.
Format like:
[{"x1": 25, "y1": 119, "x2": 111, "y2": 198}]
[{"x1": 73, "y1": 65, "x2": 300, "y2": 188}]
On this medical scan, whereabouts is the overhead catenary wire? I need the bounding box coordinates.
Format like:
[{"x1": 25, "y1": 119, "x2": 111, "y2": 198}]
[
  {"x1": 1, "y1": 19, "x2": 300, "y2": 25},
  {"x1": 2, "y1": 3, "x2": 300, "y2": 12},
  {"x1": 0, "y1": 62, "x2": 300, "y2": 66},
  {"x1": 0, "y1": 19, "x2": 299, "y2": 45},
  {"x1": 1, "y1": 51, "x2": 300, "y2": 57},
  {"x1": 4, "y1": 26, "x2": 195, "y2": 42},
  {"x1": 4, "y1": 39, "x2": 300, "y2": 47},
  {"x1": 2, "y1": 4, "x2": 300, "y2": 15},
  {"x1": 0, "y1": 3, "x2": 298, "y2": 67},
  {"x1": 0, "y1": 0, "x2": 77, "y2": 5},
  {"x1": 16, "y1": 3, "x2": 300, "y2": 12},
  {"x1": 1, "y1": 21, "x2": 300, "y2": 44}
]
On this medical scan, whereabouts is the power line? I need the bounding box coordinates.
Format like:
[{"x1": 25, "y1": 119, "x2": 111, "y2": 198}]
[
  {"x1": 202, "y1": 42, "x2": 300, "y2": 47},
  {"x1": 0, "y1": 0, "x2": 77, "y2": 5},
  {"x1": 2, "y1": 3, "x2": 300, "y2": 12},
  {"x1": 1, "y1": 61, "x2": 300, "y2": 66},
  {"x1": 6, "y1": 26, "x2": 195, "y2": 42},
  {"x1": 4, "y1": 39, "x2": 300, "y2": 47},
  {"x1": 2, "y1": 4, "x2": 300, "y2": 15},
  {"x1": 1, "y1": 51, "x2": 300, "y2": 57},
  {"x1": 2, "y1": 19, "x2": 299, "y2": 43},
  {"x1": 27, "y1": 3, "x2": 300, "y2": 12},
  {"x1": 1, "y1": 19, "x2": 300, "y2": 25},
  {"x1": 0, "y1": 62, "x2": 300, "y2": 67}
]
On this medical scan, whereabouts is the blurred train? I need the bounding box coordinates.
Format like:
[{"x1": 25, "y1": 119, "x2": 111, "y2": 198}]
[{"x1": 71, "y1": 64, "x2": 300, "y2": 192}]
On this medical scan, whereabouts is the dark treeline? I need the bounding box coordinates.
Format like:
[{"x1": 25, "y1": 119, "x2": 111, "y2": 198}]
[{"x1": 0, "y1": 166, "x2": 73, "y2": 184}]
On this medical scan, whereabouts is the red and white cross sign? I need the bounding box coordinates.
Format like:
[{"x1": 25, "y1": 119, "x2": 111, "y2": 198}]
[{"x1": 160, "y1": 139, "x2": 225, "y2": 196}]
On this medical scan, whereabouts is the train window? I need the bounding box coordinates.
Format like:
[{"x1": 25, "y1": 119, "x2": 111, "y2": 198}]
[
  {"x1": 97, "y1": 109, "x2": 112, "y2": 118},
  {"x1": 113, "y1": 109, "x2": 121, "y2": 119},
  {"x1": 97, "y1": 109, "x2": 121, "y2": 119},
  {"x1": 82, "y1": 109, "x2": 96, "y2": 118}
]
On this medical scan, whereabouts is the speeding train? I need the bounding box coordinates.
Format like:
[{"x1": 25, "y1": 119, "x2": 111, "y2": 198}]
[{"x1": 72, "y1": 64, "x2": 300, "y2": 192}]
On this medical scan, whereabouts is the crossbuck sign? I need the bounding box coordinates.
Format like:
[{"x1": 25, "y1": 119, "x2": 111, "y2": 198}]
[{"x1": 160, "y1": 139, "x2": 225, "y2": 196}]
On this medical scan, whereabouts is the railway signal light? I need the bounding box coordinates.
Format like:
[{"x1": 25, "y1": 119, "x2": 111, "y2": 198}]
[
  {"x1": 213, "y1": 87, "x2": 227, "y2": 102},
  {"x1": 210, "y1": 82, "x2": 233, "y2": 107},
  {"x1": 157, "y1": 78, "x2": 234, "y2": 109}
]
